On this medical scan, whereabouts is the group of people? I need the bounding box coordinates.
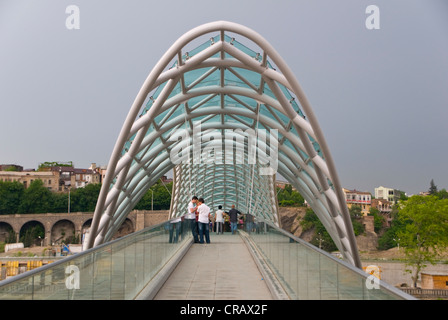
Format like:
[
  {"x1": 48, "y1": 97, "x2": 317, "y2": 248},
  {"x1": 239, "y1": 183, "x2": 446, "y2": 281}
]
[
  {"x1": 185, "y1": 196, "x2": 243, "y2": 244},
  {"x1": 169, "y1": 196, "x2": 251, "y2": 244}
]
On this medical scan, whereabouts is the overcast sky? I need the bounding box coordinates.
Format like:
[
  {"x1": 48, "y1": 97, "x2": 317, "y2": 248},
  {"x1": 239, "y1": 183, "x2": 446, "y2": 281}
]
[{"x1": 0, "y1": 0, "x2": 447, "y2": 196}]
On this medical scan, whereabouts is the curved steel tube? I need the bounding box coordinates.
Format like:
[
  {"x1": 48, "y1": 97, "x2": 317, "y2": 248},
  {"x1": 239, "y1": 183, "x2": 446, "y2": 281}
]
[{"x1": 88, "y1": 21, "x2": 361, "y2": 268}]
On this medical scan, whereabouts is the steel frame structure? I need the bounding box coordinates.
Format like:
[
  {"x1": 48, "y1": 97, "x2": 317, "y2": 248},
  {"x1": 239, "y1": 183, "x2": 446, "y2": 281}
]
[{"x1": 87, "y1": 21, "x2": 361, "y2": 268}]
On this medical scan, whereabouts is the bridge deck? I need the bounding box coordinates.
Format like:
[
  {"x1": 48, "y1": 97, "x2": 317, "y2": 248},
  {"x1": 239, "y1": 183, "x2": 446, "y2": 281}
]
[{"x1": 153, "y1": 233, "x2": 273, "y2": 300}]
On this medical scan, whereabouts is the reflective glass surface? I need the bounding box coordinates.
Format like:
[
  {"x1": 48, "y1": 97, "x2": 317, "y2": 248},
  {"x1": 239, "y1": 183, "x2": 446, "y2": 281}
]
[
  {"x1": 0, "y1": 219, "x2": 191, "y2": 300},
  {"x1": 240, "y1": 218, "x2": 415, "y2": 300}
]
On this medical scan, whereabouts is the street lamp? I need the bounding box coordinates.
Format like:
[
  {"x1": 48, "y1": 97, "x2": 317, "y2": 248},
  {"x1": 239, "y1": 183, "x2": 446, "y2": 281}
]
[
  {"x1": 393, "y1": 237, "x2": 400, "y2": 250},
  {"x1": 316, "y1": 232, "x2": 325, "y2": 249},
  {"x1": 149, "y1": 188, "x2": 153, "y2": 211}
]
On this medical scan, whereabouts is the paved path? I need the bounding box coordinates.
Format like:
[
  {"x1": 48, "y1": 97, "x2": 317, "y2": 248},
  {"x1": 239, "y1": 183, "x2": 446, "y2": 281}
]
[{"x1": 154, "y1": 233, "x2": 273, "y2": 300}]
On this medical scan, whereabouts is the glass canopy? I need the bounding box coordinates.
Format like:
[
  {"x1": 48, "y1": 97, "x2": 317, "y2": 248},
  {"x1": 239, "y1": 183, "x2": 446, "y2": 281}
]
[{"x1": 88, "y1": 21, "x2": 361, "y2": 268}]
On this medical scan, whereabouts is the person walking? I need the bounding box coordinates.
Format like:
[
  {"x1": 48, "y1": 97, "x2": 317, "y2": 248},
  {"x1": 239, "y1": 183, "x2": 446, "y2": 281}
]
[
  {"x1": 186, "y1": 196, "x2": 199, "y2": 243},
  {"x1": 214, "y1": 205, "x2": 225, "y2": 235},
  {"x1": 245, "y1": 213, "x2": 254, "y2": 233},
  {"x1": 226, "y1": 205, "x2": 241, "y2": 235},
  {"x1": 197, "y1": 198, "x2": 211, "y2": 244}
]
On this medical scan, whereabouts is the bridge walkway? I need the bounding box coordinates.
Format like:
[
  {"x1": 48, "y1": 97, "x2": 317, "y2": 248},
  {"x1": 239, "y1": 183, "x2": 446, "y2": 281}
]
[{"x1": 153, "y1": 233, "x2": 273, "y2": 300}]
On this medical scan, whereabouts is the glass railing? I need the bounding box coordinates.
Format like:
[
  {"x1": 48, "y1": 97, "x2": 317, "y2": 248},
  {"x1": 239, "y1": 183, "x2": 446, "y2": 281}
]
[
  {"x1": 240, "y1": 217, "x2": 416, "y2": 300},
  {"x1": 0, "y1": 218, "x2": 192, "y2": 300},
  {"x1": 0, "y1": 214, "x2": 416, "y2": 300}
]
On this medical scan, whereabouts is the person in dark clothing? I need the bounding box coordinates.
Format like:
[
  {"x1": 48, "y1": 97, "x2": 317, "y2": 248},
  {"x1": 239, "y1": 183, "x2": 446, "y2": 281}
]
[
  {"x1": 225, "y1": 205, "x2": 241, "y2": 234},
  {"x1": 245, "y1": 213, "x2": 254, "y2": 233}
]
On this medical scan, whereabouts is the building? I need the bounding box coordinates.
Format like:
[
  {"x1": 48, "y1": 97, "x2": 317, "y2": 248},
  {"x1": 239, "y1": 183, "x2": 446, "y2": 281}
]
[
  {"x1": 0, "y1": 163, "x2": 101, "y2": 192},
  {"x1": 0, "y1": 164, "x2": 23, "y2": 172},
  {"x1": 375, "y1": 186, "x2": 401, "y2": 204},
  {"x1": 0, "y1": 170, "x2": 59, "y2": 192},
  {"x1": 421, "y1": 272, "x2": 448, "y2": 290},
  {"x1": 42, "y1": 165, "x2": 100, "y2": 191},
  {"x1": 371, "y1": 198, "x2": 393, "y2": 226},
  {"x1": 371, "y1": 198, "x2": 392, "y2": 214},
  {"x1": 74, "y1": 168, "x2": 101, "y2": 188},
  {"x1": 160, "y1": 175, "x2": 173, "y2": 184},
  {"x1": 90, "y1": 163, "x2": 107, "y2": 184},
  {"x1": 343, "y1": 188, "x2": 372, "y2": 216}
]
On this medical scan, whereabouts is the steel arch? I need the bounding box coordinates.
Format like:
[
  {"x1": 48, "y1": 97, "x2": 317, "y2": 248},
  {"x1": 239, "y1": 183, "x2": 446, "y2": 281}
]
[{"x1": 88, "y1": 21, "x2": 361, "y2": 268}]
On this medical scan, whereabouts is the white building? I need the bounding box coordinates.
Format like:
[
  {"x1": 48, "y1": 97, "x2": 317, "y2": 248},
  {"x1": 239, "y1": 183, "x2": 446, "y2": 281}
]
[{"x1": 375, "y1": 186, "x2": 400, "y2": 204}]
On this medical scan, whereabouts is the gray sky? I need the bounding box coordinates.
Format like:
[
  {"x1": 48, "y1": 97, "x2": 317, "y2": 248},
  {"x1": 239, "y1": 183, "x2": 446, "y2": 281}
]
[{"x1": 0, "y1": 0, "x2": 447, "y2": 196}]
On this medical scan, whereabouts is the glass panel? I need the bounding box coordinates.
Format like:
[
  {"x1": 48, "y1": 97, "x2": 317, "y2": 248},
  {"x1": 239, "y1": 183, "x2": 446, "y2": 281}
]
[
  {"x1": 242, "y1": 217, "x2": 412, "y2": 300},
  {"x1": 0, "y1": 219, "x2": 193, "y2": 300}
]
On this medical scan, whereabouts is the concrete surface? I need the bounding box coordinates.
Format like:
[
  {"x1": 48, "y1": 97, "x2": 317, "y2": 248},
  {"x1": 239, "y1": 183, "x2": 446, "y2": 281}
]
[{"x1": 153, "y1": 233, "x2": 273, "y2": 300}]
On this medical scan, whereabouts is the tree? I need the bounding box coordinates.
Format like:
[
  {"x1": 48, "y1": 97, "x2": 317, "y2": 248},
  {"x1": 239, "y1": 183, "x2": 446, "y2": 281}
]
[
  {"x1": 428, "y1": 179, "x2": 438, "y2": 195},
  {"x1": 349, "y1": 205, "x2": 362, "y2": 218},
  {"x1": 51, "y1": 192, "x2": 70, "y2": 213},
  {"x1": 398, "y1": 190, "x2": 408, "y2": 201},
  {"x1": 37, "y1": 161, "x2": 73, "y2": 171},
  {"x1": 368, "y1": 207, "x2": 385, "y2": 233},
  {"x1": 377, "y1": 205, "x2": 406, "y2": 250},
  {"x1": 18, "y1": 180, "x2": 53, "y2": 214},
  {"x1": 301, "y1": 208, "x2": 338, "y2": 252},
  {"x1": 0, "y1": 181, "x2": 25, "y2": 214},
  {"x1": 70, "y1": 183, "x2": 102, "y2": 212},
  {"x1": 436, "y1": 189, "x2": 448, "y2": 200},
  {"x1": 276, "y1": 185, "x2": 305, "y2": 207},
  {"x1": 134, "y1": 181, "x2": 172, "y2": 210},
  {"x1": 348, "y1": 205, "x2": 365, "y2": 235},
  {"x1": 397, "y1": 195, "x2": 448, "y2": 287},
  {"x1": 20, "y1": 224, "x2": 45, "y2": 247}
]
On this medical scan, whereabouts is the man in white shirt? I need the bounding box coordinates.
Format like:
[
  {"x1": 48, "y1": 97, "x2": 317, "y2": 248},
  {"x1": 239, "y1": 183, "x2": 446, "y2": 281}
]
[
  {"x1": 196, "y1": 197, "x2": 211, "y2": 244},
  {"x1": 186, "y1": 196, "x2": 199, "y2": 243},
  {"x1": 214, "y1": 205, "x2": 225, "y2": 234}
]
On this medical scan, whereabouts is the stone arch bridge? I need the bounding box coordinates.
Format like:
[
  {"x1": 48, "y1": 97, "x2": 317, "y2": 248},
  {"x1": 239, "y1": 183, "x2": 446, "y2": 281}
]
[{"x1": 0, "y1": 210, "x2": 168, "y2": 247}]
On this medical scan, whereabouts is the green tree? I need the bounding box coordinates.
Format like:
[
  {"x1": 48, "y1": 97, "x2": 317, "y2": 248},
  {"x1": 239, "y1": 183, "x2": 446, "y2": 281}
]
[
  {"x1": 51, "y1": 192, "x2": 70, "y2": 213},
  {"x1": 436, "y1": 189, "x2": 448, "y2": 200},
  {"x1": 18, "y1": 180, "x2": 53, "y2": 213},
  {"x1": 377, "y1": 205, "x2": 405, "y2": 250},
  {"x1": 397, "y1": 195, "x2": 448, "y2": 287},
  {"x1": 348, "y1": 205, "x2": 365, "y2": 235},
  {"x1": 398, "y1": 190, "x2": 408, "y2": 201},
  {"x1": 368, "y1": 207, "x2": 385, "y2": 233},
  {"x1": 37, "y1": 161, "x2": 73, "y2": 171},
  {"x1": 70, "y1": 183, "x2": 102, "y2": 212},
  {"x1": 349, "y1": 205, "x2": 362, "y2": 218},
  {"x1": 134, "y1": 181, "x2": 172, "y2": 210},
  {"x1": 0, "y1": 181, "x2": 25, "y2": 214},
  {"x1": 20, "y1": 224, "x2": 45, "y2": 247},
  {"x1": 428, "y1": 179, "x2": 438, "y2": 195},
  {"x1": 276, "y1": 185, "x2": 304, "y2": 207},
  {"x1": 300, "y1": 208, "x2": 338, "y2": 252}
]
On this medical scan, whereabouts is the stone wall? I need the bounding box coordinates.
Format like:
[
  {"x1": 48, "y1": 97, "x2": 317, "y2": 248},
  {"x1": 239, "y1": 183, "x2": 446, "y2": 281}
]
[{"x1": 0, "y1": 210, "x2": 170, "y2": 246}]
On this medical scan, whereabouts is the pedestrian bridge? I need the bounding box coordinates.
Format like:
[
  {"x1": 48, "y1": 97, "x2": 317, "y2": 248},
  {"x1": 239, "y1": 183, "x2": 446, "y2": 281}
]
[
  {"x1": 88, "y1": 20, "x2": 362, "y2": 268},
  {"x1": 0, "y1": 21, "x2": 416, "y2": 300},
  {"x1": 0, "y1": 218, "x2": 414, "y2": 300}
]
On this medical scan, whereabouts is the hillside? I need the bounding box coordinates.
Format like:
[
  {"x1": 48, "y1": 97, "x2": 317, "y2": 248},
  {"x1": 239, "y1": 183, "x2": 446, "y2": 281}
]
[{"x1": 278, "y1": 206, "x2": 313, "y2": 241}]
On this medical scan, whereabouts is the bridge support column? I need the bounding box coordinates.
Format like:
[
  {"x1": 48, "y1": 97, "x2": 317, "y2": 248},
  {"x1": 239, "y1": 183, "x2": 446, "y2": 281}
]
[{"x1": 45, "y1": 230, "x2": 51, "y2": 246}]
